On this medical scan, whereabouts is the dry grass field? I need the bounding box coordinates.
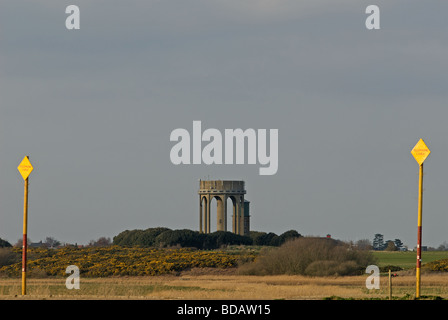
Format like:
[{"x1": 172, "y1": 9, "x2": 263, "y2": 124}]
[
  {"x1": 2, "y1": 245, "x2": 448, "y2": 300},
  {"x1": 2, "y1": 269, "x2": 448, "y2": 300}
]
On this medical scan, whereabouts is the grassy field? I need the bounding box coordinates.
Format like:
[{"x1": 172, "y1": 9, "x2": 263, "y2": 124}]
[
  {"x1": 372, "y1": 251, "x2": 448, "y2": 270},
  {"x1": 1, "y1": 250, "x2": 448, "y2": 300},
  {"x1": 2, "y1": 272, "x2": 448, "y2": 300}
]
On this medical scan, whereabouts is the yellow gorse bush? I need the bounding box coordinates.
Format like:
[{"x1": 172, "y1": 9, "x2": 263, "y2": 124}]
[
  {"x1": 0, "y1": 246, "x2": 256, "y2": 277},
  {"x1": 424, "y1": 259, "x2": 448, "y2": 272}
]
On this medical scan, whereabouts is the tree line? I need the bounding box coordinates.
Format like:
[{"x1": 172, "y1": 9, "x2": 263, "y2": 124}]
[
  {"x1": 112, "y1": 228, "x2": 302, "y2": 250},
  {"x1": 0, "y1": 228, "x2": 301, "y2": 250},
  {"x1": 372, "y1": 234, "x2": 404, "y2": 251},
  {"x1": 0, "y1": 236, "x2": 112, "y2": 249}
]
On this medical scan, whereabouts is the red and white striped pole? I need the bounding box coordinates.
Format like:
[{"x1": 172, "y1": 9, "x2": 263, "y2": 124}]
[
  {"x1": 22, "y1": 176, "x2": 29, "y2": 295},
  {"x1": 416, "y1": 163, "x2": 423, "y2": 298},
  {"x1": 410, "y1": 139, "x2": 430, "y2": 299}
]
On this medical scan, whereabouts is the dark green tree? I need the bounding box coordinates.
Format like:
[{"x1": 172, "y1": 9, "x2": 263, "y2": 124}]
[
  {"x1": 372, "y1": 234, "x2": 384, "y2": 251},
  {"x1": 277, "y1": 230, "x2": 301, "y2": 245},
  {"x1": 204, "y1": 231, "x2": 252, "y2": 249},
  {"x1": 155, "y1": 229, "x2": 205, "y2": 249},
  {"x1": 255, "y1": 232, "x2": 279, "y2": 246},
  {"x1": 249, "y1": 231, "x2": 267, "y2": 245},
  {"x1": 394, "y1": 239, "x2": 403, "y2": 250},
  {"x1": 135, "y1": 227, "x2": 171, "y2": 247},
  {"x1": 0, "y1": 238, "x2": 12, "y2": 248},
  {"x1": 113, "y1": 229, "x2": 144, "y2": 246}
]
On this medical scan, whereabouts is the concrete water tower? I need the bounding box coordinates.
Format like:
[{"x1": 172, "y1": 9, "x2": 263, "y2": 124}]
[{"x1": 198, "y1": 180, "x2": 250, "y2": 236}]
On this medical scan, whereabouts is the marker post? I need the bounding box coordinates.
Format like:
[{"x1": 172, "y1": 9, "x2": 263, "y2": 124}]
[
  {"x1": 410, "y1": 139, "x2": 430, "y2": 299},
  {"x1": 17, "y1": 156, "x2": 33, "y2": 296}
]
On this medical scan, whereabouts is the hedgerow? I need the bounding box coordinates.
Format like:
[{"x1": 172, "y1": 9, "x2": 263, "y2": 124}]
[
  {"x1": 0, "y1": 246, "x2": 256, "y2": 277},
  {"x1": 113, "y1": 228, "x2": 301, "y2": 249}
]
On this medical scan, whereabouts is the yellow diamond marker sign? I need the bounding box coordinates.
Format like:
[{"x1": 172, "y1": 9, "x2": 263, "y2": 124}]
[
  {"x1": 18, "y1": 156, "x2": 33, "y2": 180},
  {"x1": 411, "y1": 139, "x2": 431, "y2": 165}
]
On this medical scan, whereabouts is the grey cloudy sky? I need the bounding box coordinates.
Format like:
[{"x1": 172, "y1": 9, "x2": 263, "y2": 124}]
[{"x1": 1, "y1": 1, "x2": 448, "y2": 248}]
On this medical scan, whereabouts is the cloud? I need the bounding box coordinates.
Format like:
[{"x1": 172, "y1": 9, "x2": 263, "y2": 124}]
[{"x1": 2, "y1": 0, "x2": 448, "y2": 248}]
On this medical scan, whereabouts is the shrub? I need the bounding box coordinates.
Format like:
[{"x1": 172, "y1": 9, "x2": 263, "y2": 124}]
[
  {"x1": 239, "y1": 237, "x2": 377, "y2": 276},
  {"x1": 114, "y1": 228, "x2": 300, "y2": 249},
  {"x1": 0, "y1": 248, "x2": 20, "y2": 267},
  {"x1": 113, "y1": 229, "x2": 144, "y2": 246},
  {"x1": 305, "y1": 260, "x2": 340, "y2": 276},
  {"x1": 135, "y1": 227, "x2": 172, "y2": 247},
  {"x1": 277, "y1": 230, "x2": 301, "y2": 246},
  {"x1": 423, "y1": 259, "x2": 448, "y2": 272},
  {"x1": 204, "y1": 231, "x2": 252, "y2": 249},
  {"x1": 0, "y1": 246, "x2": 256, "y2": 277},
  {"x1": 155, "y1": 229, "x2": 206, "y2": 249},
  {"x1": 113, "y1": 228, "x2": 172, "y2": 247},
  {"x1": 380, "y1": 265, "x2": 402, "y2": 273},
  {"x1": 0, "y1": 238, "x2": 12, "y2": 248},
  {"x1": 250, "y1": 232, "x2": 279, "y2": 246},
  {"x1": 305, "y1": 260, "x2": 359, "y2": 276},
  {"x1": 249, "y1": 231, "x2": 268, "y2": 245},
  {"x1": 249, "y1": 230, "x2": 301, "y2": 246}
]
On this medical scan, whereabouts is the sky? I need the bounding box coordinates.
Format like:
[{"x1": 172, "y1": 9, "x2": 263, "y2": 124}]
[{"x1": 1, "y1": 1, "x2": 448, "y2": 248}]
